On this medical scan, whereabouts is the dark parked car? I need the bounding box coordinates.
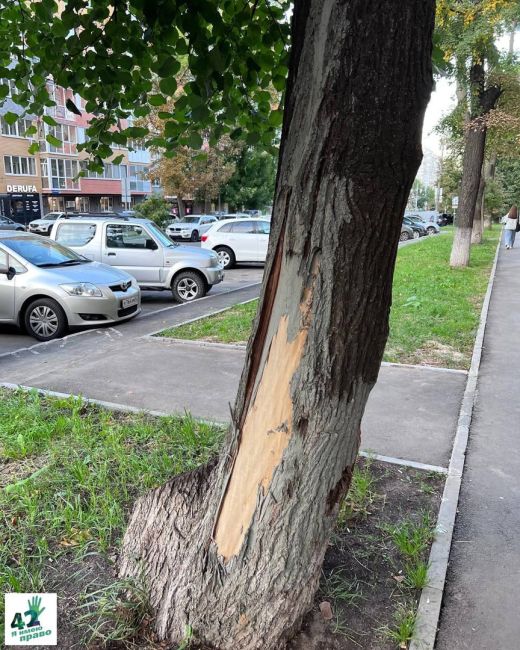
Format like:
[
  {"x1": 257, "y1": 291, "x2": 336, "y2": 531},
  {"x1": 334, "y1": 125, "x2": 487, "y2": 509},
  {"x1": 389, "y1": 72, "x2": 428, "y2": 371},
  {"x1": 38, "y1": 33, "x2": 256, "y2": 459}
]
[
  {"x1": 437, "y1": 213, "x2": 454, "y2": 226},
  {"x1": 0, "y1": 216, "x2": 25, "y2": 231},
  {"x1": 403, "y1": 216, "x2": 427, "y2": 239},
  {"x1": 400, "y1": 224, "x2": 415, "y2": 241}
]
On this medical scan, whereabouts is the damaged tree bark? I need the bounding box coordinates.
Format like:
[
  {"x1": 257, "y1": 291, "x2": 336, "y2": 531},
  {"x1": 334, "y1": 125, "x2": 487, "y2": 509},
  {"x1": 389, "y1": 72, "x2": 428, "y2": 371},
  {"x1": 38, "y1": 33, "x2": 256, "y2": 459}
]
[{"x1": 120, "y1": 2, "x2": 434, "y2": 648}]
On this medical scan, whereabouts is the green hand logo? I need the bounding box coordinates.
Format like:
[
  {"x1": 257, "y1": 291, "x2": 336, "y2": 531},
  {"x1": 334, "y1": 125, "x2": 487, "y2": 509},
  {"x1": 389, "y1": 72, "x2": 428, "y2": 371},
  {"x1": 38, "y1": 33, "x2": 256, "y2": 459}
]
[{"x1": 24, "y1": 596, "x2": 45, "y2": 628}]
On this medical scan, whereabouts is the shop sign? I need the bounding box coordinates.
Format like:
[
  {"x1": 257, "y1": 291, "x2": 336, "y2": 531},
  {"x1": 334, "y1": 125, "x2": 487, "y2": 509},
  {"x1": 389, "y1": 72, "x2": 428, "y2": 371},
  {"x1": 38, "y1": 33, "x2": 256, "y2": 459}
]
[{"x1": 6, "y1": 184, "x2": 37, "y2": 193}]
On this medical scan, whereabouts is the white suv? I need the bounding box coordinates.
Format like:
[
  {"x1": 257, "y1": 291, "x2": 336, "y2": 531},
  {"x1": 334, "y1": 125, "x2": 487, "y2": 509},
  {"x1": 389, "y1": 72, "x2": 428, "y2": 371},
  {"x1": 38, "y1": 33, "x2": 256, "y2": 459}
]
[
  {"x1": 201, "y1": 218, "x2": 271, "y2": 269},
  {"x1": 50, "y1": 216, "x2": 223, "y2": 302}
]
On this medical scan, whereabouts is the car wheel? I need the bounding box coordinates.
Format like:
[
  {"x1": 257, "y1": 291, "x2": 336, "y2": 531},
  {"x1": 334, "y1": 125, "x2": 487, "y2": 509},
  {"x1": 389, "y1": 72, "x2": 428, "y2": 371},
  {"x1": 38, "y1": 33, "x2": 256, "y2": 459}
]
[
  {"x1": 214, "y1": 246, "x2": 235, "y2": 269},
  {"x1": 399, "y1": 231, "x2": 411, "y2": 242},
  {"x1": 427, "y1": 226, "x2": 436, "y2": 235},
  {"x1": 413, "y1": 230, "x2": 420, "y2": 239},
  {"x1": 191, "y1": 230, "x2": 199, "y2": 242},
  {"x1": 171, "y1": 271, "x2": 206, "y2": 302},
  {"x1": 16, "y1": 227, "x2": 24, "y2": 231},
  {"x1": 24, "y1": 298, "x2": 67, "y2": 341}
]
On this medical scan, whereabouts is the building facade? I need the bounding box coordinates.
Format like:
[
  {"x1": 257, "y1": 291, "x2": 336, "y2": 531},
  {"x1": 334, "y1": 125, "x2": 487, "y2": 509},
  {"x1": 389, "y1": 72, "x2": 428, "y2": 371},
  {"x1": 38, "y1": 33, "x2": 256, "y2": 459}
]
[{"x1": 0, "y1": 79, "x2": 158, "y2": 225}]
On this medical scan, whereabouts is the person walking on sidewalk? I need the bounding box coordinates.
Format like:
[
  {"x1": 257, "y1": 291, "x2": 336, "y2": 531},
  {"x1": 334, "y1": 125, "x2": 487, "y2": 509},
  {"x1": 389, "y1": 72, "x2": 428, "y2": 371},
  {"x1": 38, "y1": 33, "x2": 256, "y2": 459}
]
[{"x1": 503, "y1": 205, "x2": 519, "y2": 249}]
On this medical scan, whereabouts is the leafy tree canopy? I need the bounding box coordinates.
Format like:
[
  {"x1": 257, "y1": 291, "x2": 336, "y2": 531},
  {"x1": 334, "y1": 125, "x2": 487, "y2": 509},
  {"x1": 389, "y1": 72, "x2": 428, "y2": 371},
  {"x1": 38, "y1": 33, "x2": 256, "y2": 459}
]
[
  {"x1": 221, "y1": 146, "x2": 277, "y2": 211},
  {"x1": 0, "y1": 0, "x2": 290, "y2": 166},
  {"x1": 133, "y1": 194, "x2": 172, "y2": 226}
]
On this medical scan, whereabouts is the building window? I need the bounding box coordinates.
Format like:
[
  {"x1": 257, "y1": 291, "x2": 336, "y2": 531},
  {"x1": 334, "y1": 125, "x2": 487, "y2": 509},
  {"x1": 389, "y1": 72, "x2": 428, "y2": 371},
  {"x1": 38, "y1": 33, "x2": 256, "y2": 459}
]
[
  {"x1": 75, "y1": 196, "x2": 90, "y2": 212},
  {"x1": 129, "y1": 164, "x2": 151, "y2": 192},
  {"x1": 0, "y1": 116, "x2": 34, "y2": 138},
  {"x1": 47, "y1": 197, "x2": 65, "y2": 212},
  {"x1": 128, "y1": 139, "x2": 147, "y2": 152},
  {"x1": 81, "y1": 162, "x2": 127, "y2": 180},
  {"x1": 4, "y1": 156, "x2": 36, "y2": 176},
  {"x1": 43, "y1": 123, "x2": 77, "y2": 154},
  {"x1": 41, "y1": 158, "x2": 80, "y2": 190},
  {"x1": 100, "y1": 196, "x2": 113, "y2": 212}
]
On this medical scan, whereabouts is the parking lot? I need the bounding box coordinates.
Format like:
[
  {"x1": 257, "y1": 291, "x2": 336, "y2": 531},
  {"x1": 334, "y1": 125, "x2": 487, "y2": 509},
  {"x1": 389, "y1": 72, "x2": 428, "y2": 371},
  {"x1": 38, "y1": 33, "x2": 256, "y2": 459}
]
[{"x1": 0, "y1": 264, "x2": 264, "y2": 356}]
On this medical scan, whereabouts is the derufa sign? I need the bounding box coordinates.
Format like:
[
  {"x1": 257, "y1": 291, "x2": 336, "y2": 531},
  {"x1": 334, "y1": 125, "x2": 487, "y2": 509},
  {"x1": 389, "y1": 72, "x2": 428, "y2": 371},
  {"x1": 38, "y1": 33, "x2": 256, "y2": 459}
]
[{"x1": 6, "y1": 185, "x2": 38, "y2": 193}]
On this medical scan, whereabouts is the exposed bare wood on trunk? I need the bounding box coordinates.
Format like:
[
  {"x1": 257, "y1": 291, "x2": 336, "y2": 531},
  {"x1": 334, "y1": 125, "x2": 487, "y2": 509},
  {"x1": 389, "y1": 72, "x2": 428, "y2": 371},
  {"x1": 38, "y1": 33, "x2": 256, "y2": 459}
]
[
  {"x1": 120, "y1": 2, "x2": 434, "y2": 648},
  {"x1": 214, "y1": 312, "x2": 311, "y2": 559}
]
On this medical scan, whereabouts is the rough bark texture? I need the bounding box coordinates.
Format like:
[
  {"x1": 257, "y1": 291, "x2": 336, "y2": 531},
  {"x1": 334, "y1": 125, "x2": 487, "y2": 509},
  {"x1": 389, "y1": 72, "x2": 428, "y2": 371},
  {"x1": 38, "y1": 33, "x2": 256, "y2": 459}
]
[
  {"x1": 471, "y1": 168, "x2": 485, "y2": 244},
  {"x1": 450, "y1": 63, "x2": 501, "y2": 267},
  {"x1": 120, "y1": 2, "x2": 434, "y2": 649},
  {"x1": 484, "y1": 153, "x2": 497, "y2": 230}
]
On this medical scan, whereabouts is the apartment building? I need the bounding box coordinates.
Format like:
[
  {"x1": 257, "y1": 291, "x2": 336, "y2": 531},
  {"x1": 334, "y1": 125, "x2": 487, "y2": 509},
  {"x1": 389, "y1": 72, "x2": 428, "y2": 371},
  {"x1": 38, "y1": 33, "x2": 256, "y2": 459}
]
[{"x1": 0, "y1": 80, "x2": 158, "y2": 225}]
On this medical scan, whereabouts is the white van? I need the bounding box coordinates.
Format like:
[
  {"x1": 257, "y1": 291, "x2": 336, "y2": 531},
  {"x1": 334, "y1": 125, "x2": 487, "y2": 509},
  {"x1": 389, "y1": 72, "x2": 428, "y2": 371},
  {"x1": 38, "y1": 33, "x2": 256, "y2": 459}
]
[{"x1": 50, "y1": 216, "x2": 224, "y2": 302}]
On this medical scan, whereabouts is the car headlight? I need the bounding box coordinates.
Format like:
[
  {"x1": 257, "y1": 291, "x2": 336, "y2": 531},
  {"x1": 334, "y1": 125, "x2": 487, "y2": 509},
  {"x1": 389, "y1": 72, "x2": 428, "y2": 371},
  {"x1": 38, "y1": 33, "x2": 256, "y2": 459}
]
[{"x1": 60, "y1": 282, "x2": 103, "y2": 297}]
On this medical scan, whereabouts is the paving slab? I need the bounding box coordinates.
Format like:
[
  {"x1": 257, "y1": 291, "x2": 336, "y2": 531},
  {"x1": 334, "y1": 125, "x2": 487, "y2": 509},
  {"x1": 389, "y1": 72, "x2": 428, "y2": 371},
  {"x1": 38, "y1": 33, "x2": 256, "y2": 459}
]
[
  {"x1": 436, "y1": 245, "x2": 520, "y2": 650},
  {"x1": 1, "y1": 328, "x2": 465, "y2": 467}
]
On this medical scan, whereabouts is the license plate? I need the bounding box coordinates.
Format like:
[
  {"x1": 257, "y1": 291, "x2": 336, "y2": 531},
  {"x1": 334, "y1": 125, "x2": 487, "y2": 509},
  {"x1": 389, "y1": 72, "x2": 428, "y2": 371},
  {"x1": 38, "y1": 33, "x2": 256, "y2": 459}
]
[{"x1": 122, "y1": 296, "x2": 138, "y2": 309}]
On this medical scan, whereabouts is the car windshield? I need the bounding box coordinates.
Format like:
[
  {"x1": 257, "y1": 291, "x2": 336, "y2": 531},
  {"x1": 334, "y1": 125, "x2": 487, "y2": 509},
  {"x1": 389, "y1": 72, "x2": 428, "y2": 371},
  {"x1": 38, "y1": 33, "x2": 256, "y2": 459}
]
[
  {"x1": 179, "y1": 217, "x2": 200, "y2": 223},
  {"x1": 147, "y1": 223, "x2": 178, "y2": 248},
  {"x1": 2, "y1": 236, "x2": 91, "y2": 267}
]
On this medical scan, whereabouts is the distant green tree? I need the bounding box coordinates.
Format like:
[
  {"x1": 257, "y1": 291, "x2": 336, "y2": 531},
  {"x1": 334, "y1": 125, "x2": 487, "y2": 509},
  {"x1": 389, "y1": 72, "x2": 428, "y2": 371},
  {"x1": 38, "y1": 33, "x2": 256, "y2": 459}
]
[
  {"x1": 133, "y1": 195, "x2": 171, "y2": 227},
  {"x1": 495, "y1": 157, "x2": 520, "y2": 209},
  {"x1": 221, "y1": 147, "x2": 276, "y2": 212}
]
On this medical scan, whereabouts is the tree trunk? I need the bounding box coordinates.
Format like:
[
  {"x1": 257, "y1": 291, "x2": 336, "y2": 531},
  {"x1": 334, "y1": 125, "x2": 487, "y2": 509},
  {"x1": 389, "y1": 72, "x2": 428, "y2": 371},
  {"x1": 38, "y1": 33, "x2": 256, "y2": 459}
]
[
  {"x1": 471, "y1": 167, "x2": 485, "y2": 244},
  {"x1": 450, "y1": 63, "x2": 501, "y2": 267},
  {"x1": 119, "y1": 2, "x2": 434, "y2": 649},
  {"x1": 177, "y1": 196, "x2": 185, "y2": 218},
  {"x1": 484, "y1": 152, "x2": 497, "y2": 230}
]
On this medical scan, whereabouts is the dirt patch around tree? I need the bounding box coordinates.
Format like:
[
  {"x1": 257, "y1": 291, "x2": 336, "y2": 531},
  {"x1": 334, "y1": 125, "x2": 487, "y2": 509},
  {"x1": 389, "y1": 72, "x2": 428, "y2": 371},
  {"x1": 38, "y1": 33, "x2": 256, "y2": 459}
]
[{"x1": 15, "y1": 460, "x2": 443, "y2": 650}]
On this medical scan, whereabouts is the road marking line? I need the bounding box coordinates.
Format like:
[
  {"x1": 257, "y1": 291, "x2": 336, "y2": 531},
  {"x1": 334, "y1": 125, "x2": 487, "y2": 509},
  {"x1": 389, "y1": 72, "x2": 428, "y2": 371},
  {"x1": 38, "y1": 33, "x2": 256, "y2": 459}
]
[
  {"x1": 0, "y1": 282, "x2": 262, "y2": 359},
  {"x1": 359, "y1": 451, "x2": 448, "y2": 474}
]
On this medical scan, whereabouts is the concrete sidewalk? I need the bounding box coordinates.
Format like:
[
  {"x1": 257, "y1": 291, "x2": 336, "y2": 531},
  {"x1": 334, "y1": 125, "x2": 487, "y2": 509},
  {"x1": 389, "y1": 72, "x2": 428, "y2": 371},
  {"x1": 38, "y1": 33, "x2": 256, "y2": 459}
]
[{"x1": 436, "y1": 245, "x2": 520, "y2": 649}]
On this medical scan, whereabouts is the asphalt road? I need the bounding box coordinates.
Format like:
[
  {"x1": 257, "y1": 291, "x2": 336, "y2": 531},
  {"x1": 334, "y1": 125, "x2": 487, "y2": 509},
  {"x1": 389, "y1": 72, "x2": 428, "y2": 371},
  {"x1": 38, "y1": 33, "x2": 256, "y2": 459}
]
[
  {"x1": 0, "y1": 264, "x2": 264, "y2": 356},
  {"x1": 0, "y1": 234, "x2": 435, "y2": 357}
]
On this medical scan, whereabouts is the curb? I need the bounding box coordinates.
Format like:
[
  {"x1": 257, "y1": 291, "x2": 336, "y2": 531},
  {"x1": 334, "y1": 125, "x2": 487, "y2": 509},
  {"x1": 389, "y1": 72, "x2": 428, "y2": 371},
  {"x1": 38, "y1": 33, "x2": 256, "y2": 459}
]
[
  {"x1": 410, "y1": 236, "x2": 501, "y2": 650},
  {"x1": 143, "y1": 296, "x2": 258, "y2": 340}
]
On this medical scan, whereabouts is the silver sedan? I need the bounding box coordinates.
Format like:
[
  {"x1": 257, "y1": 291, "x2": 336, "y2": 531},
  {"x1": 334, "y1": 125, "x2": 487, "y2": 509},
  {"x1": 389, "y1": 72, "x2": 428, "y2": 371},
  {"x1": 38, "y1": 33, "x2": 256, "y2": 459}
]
[{"x1": 0, "y1": 232, "x2": 141, "y2": 341}]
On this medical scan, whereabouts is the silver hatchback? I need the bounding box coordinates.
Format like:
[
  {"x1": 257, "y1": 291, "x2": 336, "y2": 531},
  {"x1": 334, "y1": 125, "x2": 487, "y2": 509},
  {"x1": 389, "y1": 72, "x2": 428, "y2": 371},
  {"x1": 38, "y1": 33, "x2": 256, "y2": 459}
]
[{"x1": 0, "y1": 232, "x2": 141, "y2": 341}]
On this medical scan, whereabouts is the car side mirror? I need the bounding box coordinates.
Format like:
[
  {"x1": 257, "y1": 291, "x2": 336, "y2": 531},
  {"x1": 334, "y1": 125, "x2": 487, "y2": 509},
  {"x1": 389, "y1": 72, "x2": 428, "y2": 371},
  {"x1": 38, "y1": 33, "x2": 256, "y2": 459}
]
[
  {"x1": 0, "y1": 264, "x2": 16, "y2": 280},
  {"x1": 146, "y1": 239, "x2": 158, "y2": 250}
]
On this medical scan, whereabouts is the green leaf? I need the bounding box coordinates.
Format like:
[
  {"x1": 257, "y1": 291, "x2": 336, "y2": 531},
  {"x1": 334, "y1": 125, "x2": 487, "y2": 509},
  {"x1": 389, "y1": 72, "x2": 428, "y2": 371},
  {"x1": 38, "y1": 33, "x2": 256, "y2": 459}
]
[
  {"x1": 46, "y1": 134, "x2": 62, "y2": 147},
  {"x1": 164, "y1": 121, "x2": 179, "y2": 138},
  {"x1": 24, "y1": 125, "x2": 38, "y2": 136},
  {"x1": 186, "y1": 132, "x2": 203, "y2": 149},
  {"x1": 157, "y1": 57, "x2": 181, "y2": 78},
  {"x1": 126, "y1": 126, "x2": 148, "y2": 138},
  {"x1": 0, "y1": 84, "x2": 9, "y2": 100},
  {"x1": 28, "y1": 142, "x2": 40, "y2": 154},
  {"x1": 149, "y1": 94, "x2": 167, "y2": 106},
  {"x1": 159, "y1": 77, "x2": 178, "y2": 96},
  {"x1": 268, "y1": 109, "x2": 283, "y2": 127},
  {"x1": 42, "y1": 115, "x2": 58, "y2": 126},
  {"x1": 111, "y1": 154, "x2": 124, "y2": 165},
  {"x1": 3, "y1": 112, "x2": 19, "y2": 125},
  {"x1": 246, "y1": 131, "x2": 261, "y2": 145}
]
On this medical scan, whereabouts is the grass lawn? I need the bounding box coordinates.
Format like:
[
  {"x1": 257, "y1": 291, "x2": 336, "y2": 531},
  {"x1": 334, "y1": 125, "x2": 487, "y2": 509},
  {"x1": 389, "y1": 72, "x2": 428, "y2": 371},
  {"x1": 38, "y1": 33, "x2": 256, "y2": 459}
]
[
  {"x1": 0, "y1": 390, "x2": 222, "y2": 615},
  {"x1": 0, "y1": 389, "x2": 443, "y2": 649},
  {"x1": 159, "y1": 231, "x2": 499, "y2": 369}
]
